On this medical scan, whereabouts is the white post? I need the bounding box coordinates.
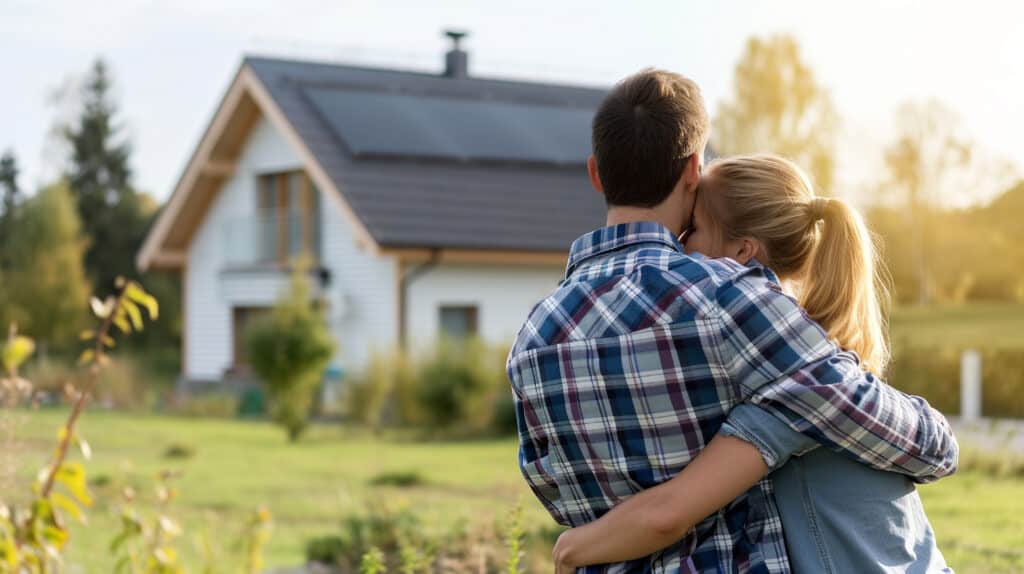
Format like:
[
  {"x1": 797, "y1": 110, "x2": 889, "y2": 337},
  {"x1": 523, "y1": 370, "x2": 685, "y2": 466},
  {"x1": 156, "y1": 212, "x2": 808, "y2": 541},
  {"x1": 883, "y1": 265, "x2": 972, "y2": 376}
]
[{"x1": 960, "y1": 349, "x2": 982, "y2": 422}]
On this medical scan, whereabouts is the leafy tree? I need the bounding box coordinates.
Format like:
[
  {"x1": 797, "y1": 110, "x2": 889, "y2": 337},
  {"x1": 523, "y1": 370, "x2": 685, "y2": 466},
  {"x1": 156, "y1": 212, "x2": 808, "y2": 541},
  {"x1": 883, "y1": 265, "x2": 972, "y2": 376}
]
[
  {"x1": 4, "y1": 181, "x2": 91, "y2": 354},
  {"x1": 713, "y1": 35, "x2": 839, "y2": 193},
  {"x1": 245, "y1": 266, "x2": 336, "y2": 441},
  {"x1": 0, "y1": 149, "x2": 20, "y2": 271},
  {"x1": 882, "y1": 100, "x2": 972, "y2": 304},
  {"x1": 59, "y1": 58, "x2": 149, "y2": 293}
]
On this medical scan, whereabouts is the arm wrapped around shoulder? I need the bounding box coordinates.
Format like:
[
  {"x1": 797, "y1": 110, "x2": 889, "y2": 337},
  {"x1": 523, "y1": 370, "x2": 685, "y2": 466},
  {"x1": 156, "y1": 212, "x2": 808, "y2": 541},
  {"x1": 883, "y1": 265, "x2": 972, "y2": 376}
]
[{"x1": 714, "y1": 272, "x2": 959, "y2": 483}]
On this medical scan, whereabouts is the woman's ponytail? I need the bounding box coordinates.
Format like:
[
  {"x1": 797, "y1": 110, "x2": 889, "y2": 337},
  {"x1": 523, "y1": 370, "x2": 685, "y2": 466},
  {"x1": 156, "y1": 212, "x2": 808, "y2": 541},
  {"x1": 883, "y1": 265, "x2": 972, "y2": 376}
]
[{"x1": 800, "y1": 197, "x2": 891, "y2": 373}]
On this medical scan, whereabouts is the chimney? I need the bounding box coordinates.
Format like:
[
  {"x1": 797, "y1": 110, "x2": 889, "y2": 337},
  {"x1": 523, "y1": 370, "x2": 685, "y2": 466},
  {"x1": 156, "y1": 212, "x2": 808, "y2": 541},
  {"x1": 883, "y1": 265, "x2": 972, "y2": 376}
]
[{"x1": 443, "y1": 29, "x2": 469, "y2": 79}]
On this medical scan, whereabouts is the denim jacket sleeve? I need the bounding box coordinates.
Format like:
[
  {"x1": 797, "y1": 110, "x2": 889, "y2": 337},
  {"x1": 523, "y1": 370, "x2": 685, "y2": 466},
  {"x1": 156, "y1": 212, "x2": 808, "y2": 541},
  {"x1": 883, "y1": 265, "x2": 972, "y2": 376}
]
[{"x1": 720, "y1": 403, "x2": 820, "y2": 471}]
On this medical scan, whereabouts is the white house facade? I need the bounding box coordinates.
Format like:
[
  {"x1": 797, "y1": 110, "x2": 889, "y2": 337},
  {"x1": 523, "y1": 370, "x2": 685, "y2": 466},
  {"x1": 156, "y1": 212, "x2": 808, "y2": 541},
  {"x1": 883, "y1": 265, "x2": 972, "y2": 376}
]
[{"x1": 137, "y1": 42, "x2": 607, "y2": 384}]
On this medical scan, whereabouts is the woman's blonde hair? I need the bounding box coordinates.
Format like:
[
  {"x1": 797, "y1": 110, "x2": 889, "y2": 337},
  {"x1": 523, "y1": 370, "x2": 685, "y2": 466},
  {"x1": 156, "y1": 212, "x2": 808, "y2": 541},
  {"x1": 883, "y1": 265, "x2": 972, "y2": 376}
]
[{"x1": 700, "y1": 154, "x2": 891, "y2": 373}]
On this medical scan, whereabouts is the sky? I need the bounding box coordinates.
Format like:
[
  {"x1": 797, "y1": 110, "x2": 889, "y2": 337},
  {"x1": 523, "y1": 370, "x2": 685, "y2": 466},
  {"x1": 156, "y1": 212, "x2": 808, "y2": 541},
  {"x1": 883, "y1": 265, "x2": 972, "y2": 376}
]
[{"x1": 2, "y1": 0, "x2": 1023, "y2": 206}]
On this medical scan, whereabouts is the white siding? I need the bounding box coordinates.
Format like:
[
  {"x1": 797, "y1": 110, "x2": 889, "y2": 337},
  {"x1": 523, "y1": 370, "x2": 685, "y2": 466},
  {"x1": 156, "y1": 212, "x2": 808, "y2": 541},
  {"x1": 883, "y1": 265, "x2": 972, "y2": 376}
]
[
  {"x1": 185, "y1": 116, "x2": 398, "y2": 380},
  {"x1": 320, "y1": 196, "x2": 398, "y2": 375},
  {"x1": 405, "y1": 264, "x2": 563, "y2": 350}
]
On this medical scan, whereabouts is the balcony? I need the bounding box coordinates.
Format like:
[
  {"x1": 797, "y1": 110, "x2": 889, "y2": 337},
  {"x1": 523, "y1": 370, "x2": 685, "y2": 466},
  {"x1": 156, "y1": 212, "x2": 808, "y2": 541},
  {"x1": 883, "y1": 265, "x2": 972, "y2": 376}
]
[{"x1": 223, "y1": 211, "x2": 321, "y2": 268}]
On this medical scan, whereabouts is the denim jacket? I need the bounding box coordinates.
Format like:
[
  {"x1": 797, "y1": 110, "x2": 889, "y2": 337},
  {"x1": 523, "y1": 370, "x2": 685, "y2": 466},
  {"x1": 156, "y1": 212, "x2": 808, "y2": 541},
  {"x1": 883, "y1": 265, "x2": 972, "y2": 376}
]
[{"x1": 722, "y1": 404, "x2": 954, "y2": 574}]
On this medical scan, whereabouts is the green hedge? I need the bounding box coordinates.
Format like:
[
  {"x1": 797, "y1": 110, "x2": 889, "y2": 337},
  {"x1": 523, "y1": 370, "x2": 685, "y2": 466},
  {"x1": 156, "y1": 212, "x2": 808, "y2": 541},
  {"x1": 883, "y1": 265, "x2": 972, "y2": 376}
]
[{"x1": 887, "y1": 347, "x2": 1024, "y2": 418}]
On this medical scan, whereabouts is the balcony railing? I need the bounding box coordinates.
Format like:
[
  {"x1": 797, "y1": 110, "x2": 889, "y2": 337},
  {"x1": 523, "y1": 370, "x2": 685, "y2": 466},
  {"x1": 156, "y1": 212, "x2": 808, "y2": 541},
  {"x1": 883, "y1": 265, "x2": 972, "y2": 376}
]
[{"x1": 223, "y1": 212, "x2": 321, "y2": 267}]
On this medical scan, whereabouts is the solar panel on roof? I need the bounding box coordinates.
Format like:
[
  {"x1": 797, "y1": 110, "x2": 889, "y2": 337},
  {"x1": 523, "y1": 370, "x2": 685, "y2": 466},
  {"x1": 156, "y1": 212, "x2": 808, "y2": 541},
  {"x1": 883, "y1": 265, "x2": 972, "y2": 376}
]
[{"x1": 302, "y1": 87, "x2": 594, "y2": 165}]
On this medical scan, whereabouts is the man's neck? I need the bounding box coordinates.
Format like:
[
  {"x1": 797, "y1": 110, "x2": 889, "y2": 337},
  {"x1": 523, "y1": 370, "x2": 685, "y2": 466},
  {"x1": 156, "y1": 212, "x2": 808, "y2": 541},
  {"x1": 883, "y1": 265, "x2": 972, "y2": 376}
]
[{"x1": 606, "y1": 206, "x2": 683, "y2": 236}]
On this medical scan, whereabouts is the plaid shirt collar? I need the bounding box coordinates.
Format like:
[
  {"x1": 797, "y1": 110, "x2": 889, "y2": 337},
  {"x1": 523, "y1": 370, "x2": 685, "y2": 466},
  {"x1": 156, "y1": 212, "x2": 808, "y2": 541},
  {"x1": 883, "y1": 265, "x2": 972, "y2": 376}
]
[{"x1": 565, "y1": 221, "x2": 683, "y2": 278}]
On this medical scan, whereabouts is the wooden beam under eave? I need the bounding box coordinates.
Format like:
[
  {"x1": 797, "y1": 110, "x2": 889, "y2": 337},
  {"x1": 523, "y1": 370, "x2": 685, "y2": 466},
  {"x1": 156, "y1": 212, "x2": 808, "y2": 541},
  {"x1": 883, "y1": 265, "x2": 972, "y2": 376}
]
[
  {"x1": 200, "y1": 160, "x2": 237, "y2": 178},
  {"x1": 146, "y1": 250, "x2": 187, "y2": 270}
]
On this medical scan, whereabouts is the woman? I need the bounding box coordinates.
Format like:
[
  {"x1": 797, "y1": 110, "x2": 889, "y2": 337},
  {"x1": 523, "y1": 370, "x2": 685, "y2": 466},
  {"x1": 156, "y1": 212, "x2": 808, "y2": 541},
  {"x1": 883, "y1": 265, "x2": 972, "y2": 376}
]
[{"x1": 552, "y1": 155, "x2": 951, "y2": 573}]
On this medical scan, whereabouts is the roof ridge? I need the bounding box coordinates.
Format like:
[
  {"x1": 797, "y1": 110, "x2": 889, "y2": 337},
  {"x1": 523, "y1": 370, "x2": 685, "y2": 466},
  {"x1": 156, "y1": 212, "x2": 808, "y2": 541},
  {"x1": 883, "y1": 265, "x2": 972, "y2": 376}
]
[{"x1": 243, "y1": 53, "x2": 609, "y2": 94}]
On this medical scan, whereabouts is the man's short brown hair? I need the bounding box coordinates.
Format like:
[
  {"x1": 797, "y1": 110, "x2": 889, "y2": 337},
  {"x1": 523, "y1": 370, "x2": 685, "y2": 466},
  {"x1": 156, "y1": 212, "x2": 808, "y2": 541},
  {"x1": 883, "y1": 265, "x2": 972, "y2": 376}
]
[{"x1": 591, "y1": 69, "x2": 709, "y2": 207}]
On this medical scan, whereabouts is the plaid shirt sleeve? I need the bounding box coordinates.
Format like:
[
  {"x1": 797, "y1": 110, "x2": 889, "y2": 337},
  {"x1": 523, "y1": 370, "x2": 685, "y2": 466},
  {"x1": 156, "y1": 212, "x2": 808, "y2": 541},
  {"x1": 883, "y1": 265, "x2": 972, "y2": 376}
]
[{"x1": 713, "y1": 270, "x2": 959, "y2": 483}]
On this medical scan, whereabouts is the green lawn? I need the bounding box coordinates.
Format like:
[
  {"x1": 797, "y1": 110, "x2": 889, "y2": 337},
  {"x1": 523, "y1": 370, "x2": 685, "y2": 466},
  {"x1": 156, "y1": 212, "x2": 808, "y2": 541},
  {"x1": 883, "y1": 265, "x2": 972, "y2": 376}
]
[
  {"x1": 6, "y1": 410, "x2": 1024, "y2": 573},
  {"x1": 890, "y1": 302, "x2": 1024, "y2": 349}
]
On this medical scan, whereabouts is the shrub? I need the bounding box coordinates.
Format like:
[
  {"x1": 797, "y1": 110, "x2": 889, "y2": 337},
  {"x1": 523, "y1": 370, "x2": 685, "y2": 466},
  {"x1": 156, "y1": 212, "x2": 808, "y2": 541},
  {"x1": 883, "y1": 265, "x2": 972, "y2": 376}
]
[
  {"x1": 305, "y1": 504, "x2": 543, "y2": 573},
  {"x1": 170, "y1": 393, "x2": 239, "y2": 418},
  {"x1": 346, "y1": 339, "x2": 516, "y2": 435},
  {"x1": 957, "y1": 445, "x2": 1024, "y2": 478},
  {"x1": 163, "y1": 442, "x2": 197, "y2": 459},
  {"x1": 246, "y1": 265, "x2": 336, "y2": 441},
  {"x1": 415, "y1": 340, "x2": 486, "y2": 429},
  {"x1": 346, "y1": 347, "x2": 413, "y2": 428},
  {"x1": 306, "y1": 534, "x2": 348, "y2": 565},
  {"x1": 369, "y1": 470, "x2": 425, "y2": 488},
  {"x1": 887, "y1": 345, "x2": 1024, "y2": 418}
]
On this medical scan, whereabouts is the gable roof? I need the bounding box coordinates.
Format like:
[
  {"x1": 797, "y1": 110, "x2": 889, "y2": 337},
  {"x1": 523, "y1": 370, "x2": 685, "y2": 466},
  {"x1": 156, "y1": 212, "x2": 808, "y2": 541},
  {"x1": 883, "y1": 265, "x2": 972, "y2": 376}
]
[
  {"x1": 244, "y1": 56, "x2": 608, "y2": 253},
  {"x1": 137, "y1": 56, "x2": 615, "y2": 270}
]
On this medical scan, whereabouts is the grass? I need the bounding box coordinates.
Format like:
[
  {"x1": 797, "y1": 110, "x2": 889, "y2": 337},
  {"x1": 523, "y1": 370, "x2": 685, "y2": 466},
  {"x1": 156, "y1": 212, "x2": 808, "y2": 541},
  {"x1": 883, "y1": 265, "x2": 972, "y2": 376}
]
[
  {"x1": 5, "y1": 409, "x2": 1024, "y2": 574},
  {"x1": 5, "y1": 409, "x2": 544, "y2": 572},
  {"x1": 890, "y1": 302, "x2": 1024, "y2": 349}
]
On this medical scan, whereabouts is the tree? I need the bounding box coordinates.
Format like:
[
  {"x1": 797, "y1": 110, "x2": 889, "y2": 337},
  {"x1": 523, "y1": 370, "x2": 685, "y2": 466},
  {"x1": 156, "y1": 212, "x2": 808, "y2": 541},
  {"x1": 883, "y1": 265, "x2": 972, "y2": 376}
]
[
  {"x1": 4, "y1": 181, "x2": 91, "y2": 352},
  {"x1": 713, "y1": 35, "x2": 840, "y2": 193},
  {"x1": 0, "y1": 149, "x2": 20, "y2": 271},
  {"x1": 245, "y1": 265, "x2": 336, "y2": 441},
  {"x1": 59, "y1": 58, "x2": 149, "y2": 292},
  {"x1": 882, "y1": 100, "x2": 972, "y2": 304}
]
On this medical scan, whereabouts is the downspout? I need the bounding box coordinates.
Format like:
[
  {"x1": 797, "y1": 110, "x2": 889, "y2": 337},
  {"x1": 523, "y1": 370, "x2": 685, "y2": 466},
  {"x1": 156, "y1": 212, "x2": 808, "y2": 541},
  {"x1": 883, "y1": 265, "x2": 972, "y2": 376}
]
[{"x1": 399, "y1": 248, "x2": 442, "y2": 349}]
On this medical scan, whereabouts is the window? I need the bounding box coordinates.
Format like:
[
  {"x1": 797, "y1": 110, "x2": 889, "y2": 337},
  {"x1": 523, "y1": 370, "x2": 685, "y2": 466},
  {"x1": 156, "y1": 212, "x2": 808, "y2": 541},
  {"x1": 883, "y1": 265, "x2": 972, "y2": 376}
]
[
  {"x1": 439, "y1": 305, "x2": 478, "y2": 340},
  {"x1": 232, "y1": 306, "x2": 271, "y2": 368},
  {"x1": 257, "y1": 171, "x2": 321, "y2": 264}
]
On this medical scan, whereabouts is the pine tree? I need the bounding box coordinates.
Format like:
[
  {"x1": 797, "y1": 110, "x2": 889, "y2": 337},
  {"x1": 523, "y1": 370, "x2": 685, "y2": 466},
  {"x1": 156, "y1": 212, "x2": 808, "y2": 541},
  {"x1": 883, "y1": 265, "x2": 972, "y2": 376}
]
[
  {"x1": 0, "y1": 149, "x2": 20, "y2": 271},
  {"x1": 61, "y1": 58, "x2": 148, "y2": 292}
]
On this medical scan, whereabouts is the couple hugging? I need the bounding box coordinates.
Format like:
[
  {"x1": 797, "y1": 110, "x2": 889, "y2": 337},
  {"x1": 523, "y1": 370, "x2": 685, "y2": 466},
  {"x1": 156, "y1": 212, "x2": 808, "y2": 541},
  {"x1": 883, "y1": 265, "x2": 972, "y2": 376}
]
[{"x1": 506, "y1": 68, "x2": 959, "y2": 573}]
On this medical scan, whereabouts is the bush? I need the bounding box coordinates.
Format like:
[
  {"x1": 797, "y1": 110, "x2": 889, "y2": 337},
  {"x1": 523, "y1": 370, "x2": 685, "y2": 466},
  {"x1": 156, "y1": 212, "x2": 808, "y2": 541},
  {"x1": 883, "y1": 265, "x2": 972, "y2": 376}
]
[
  {"x1": 369, "y1": 470, "x2": 425, "y2": 488},
  {"x1": 22, "y1": 355, "x2": 152, "y2": 409},
  {"x1": 347, "y1": 339, "x2": 515, "y2": 435},
  {"x1": 958, "y1": 445, "x2": 1024, "y2": 478},
  {"x1": 170, "y1": 393, "x2": 239, "y2": 418},
  {"x1": 346, "y1": 348, "x2": 412, "y2": 428},
  {"x1": 306, "y1": 534, "x2": 348, "y2": 565},
  {"x1": 246, "y1": 266, "x2": 336, "y2": 441},
  {"x1": 163, "y1": 442, "x2": 197, "y2": 459},
  {"x1": 414, "y1": 340, "x2": 488, "y2": 429},
  {"x1": 887, "y1": 346, "x2": 1024, "y2": 418},
  {"x1": 304, "y1": 504, "x2": 542, "y2": 573}
]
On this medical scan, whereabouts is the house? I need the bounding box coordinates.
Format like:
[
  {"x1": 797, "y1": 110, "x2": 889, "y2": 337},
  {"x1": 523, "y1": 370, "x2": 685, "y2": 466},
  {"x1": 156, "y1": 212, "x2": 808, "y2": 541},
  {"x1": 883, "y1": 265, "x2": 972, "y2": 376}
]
[{"x1": 136, "y1": 33, "x2": 610, "y2": 383}]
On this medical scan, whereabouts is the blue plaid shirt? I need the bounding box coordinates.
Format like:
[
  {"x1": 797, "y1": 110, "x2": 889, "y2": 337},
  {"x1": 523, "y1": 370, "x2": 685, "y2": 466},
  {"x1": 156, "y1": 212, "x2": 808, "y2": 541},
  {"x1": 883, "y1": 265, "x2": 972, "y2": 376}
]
[{"x1": 507, "y1": 222, "x2": 958, "y2": 574}]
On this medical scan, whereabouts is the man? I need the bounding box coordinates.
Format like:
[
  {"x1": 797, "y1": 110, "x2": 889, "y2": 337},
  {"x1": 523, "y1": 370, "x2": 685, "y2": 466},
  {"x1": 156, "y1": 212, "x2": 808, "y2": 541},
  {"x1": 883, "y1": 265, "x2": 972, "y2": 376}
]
[{"x1": 507, "y1": 69, "x2": 957, "y2": 573}]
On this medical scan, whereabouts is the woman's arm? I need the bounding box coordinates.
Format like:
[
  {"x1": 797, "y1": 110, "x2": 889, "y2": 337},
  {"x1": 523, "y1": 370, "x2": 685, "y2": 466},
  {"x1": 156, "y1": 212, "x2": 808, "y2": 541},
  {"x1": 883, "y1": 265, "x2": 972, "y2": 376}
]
[{"x1": 552, "y1": 434, "x2": 769, "y2": 573}]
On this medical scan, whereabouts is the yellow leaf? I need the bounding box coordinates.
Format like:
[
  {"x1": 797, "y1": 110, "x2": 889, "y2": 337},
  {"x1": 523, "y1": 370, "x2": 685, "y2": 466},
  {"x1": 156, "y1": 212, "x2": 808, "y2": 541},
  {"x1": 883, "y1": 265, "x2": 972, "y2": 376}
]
[
  {"x1": 78, "y1": 349, "x2": 94, "y2": 365},
  {"x1": 51, "y1": 492, "x2": 86, "y2": 525},
  {"x1": 41, "y1": 525, "x2": 68, "y2": 550},
  {"x1": 125, "y1": 282, "x2": 159, "y2": 320},
  {"x1": 101, "y1": 335, "x2": 115, "y2": 348},
  {"x1": 122, "y1": 300, "x2": 143, "y2": 331},
  {"x1": 0, "y1": 536, "x2": 18, "y2": 567},
  {"x1": 113, "y1": 314, "x2": 131, "y2": 334},
  {"x1": 79, "y1": 329, "x2": 95, "y2": 341},
  {"x1": 1, "y1": 335, "x2": 35, "y2": 371},
  {"x1": 56, "y1": 463, "x2": 93, "y2": 506}
]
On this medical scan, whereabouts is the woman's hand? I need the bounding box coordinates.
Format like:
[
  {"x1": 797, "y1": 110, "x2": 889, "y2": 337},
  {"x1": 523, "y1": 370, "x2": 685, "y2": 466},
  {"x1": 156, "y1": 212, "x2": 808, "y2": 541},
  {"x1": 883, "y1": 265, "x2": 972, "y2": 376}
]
[{"x1": 553, "y1": 528, "x2": 580, "y2": 574}]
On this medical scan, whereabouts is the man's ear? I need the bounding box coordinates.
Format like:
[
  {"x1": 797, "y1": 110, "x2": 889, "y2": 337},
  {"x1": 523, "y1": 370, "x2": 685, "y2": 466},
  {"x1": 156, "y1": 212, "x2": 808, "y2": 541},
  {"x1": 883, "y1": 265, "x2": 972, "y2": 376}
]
[
  {"x1": 682, "y1": 153, "x2": 701, "y2": 190},
  {"x1": 732, "y1": 237, "x2": 764, "y2": 265},
  {"x1": 587, "y1": 155, "x2": 604, "y2": 195}
]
